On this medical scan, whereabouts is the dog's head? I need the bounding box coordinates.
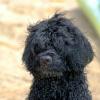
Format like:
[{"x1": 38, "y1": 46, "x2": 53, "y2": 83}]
[{"x1": 22, "y1": 13, "x2": 94, "y2": 78}]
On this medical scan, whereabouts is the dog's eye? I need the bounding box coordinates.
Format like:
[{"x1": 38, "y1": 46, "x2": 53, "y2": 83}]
[
  {"x1": 65, "y1": 41, "x2": 70, "y2": 45},
  {"x1": 65, "y1": 37, "x2": 75, "y2": 45},
  {"x1": 34, "y1": 44, "x2": 47, "y2": 54},
  {"x1": 34, "y1": 44, "x2": 41, "y2": 54}
]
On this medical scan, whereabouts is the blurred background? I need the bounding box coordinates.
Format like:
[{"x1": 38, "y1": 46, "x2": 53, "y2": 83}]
[{"x1": 0, "y1": 0, "x2": 100, "y2": 100}]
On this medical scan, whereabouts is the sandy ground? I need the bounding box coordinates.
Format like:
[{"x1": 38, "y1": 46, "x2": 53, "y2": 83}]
[{"x1": 0, "y1": 0, "x2": 100, "y2": 100}]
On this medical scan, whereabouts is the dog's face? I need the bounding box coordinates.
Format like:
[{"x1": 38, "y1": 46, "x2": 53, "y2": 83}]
[
  {"x1": 22, "y1": 13, "x2": 94, "y2": 78},
  {"x1": 32, "y1": 49, "x2": 65, "y2": 78}
]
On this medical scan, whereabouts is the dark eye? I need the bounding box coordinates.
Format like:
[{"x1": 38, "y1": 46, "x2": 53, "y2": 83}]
[
  {"x1": 65, "y1": 37, "x2": 75, "y2": 45},
  {"x1": 34, "y1": 44, "x2": 47, "y2": 54},
  {"x1": 34, "y1": 44, "x2": 41, "y2": 54},
  {"x1": 65, "y1": 41, "x2": 70, "y2": 45}
]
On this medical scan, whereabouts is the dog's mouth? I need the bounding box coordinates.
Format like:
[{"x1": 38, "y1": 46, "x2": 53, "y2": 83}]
[
  {"x1": 36, "y1": 67, "x2": 64, "y2": 78},
  {"x1": 35, "y1": 60, "x2": 65, "y2": 78},
  {"x1": 42, "y1": 70, "x2": 63, "y2": 77}
]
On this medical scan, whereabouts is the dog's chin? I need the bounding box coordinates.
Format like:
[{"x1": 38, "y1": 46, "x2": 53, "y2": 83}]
[
  {"x1": 41, "y1": 70, "x2": 63, "y2": 78},
  {"x1": 35, "y1": 67, "x2": 64, "y2": 78}
]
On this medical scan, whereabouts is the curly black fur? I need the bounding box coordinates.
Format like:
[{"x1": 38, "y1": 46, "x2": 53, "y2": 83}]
[{"x1": 22, "y1": 13, "x2": 94, "y2": 100}]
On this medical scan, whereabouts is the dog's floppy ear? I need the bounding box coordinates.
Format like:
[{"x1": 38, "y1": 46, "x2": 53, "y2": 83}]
[
  {"x1": 65, "y1": 34, "x2": 94, "y2": 72},
  {"x1": 22, "y1": 25, "x2": 36, "y2": 74}
]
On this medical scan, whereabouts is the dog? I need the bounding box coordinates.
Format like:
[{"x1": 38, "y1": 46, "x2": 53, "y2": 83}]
[{"x1": 22, "y1": 13, "x2": 94, "y2": 100}]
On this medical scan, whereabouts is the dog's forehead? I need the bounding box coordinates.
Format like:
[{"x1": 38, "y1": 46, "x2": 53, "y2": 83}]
[{"x1": 28, "y1": 13, "x2": 85, "y2": 47}]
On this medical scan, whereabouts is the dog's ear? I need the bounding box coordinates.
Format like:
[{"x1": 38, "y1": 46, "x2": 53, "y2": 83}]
[
  {"x1": 65, "y1": 34, "x2": 94, "y2": 72},
  {"x1": 22, "y1": 27, "x2": 36, "y2": 74}
]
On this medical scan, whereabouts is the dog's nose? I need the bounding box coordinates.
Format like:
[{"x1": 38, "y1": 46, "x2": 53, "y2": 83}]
[{"x1": 39, "y1": 56, "x2": 52, "y2": 66}]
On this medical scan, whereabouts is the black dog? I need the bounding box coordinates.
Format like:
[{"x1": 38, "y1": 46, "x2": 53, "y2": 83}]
[{"x1": 22, "y1": 13, "x2": 94, "y2": 100}]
